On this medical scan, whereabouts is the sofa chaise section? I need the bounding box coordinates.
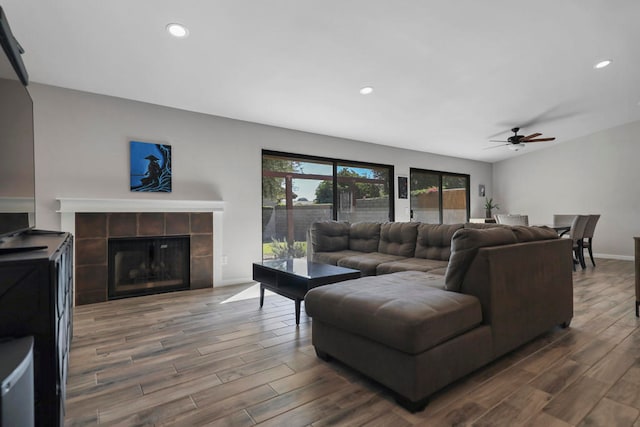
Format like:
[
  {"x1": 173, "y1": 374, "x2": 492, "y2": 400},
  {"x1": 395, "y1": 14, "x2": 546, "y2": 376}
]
[{"x1": 305, "y1": 270, "x2": 493, "y2": 411}]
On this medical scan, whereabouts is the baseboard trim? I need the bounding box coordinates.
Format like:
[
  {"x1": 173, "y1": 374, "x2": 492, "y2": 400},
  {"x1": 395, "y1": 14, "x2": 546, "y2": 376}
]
[
  {"x1": 593, "y1": 253, "x2": 634, "y2": 261},
  {"x1": 216, "y1": 277, "x2": 255, "y2": 287}
]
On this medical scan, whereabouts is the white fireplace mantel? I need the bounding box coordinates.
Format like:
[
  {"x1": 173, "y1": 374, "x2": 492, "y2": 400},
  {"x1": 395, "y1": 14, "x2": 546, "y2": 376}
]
[
  {"x1": 57, "y1": 197, "x2": 224, "y2": 213},
  {"x1": 56, "y1": 197, "x2": 225, "y2": 285}
]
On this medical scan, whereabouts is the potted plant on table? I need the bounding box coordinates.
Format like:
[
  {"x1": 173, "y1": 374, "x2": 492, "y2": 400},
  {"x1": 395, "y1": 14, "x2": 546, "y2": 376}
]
[{"x1": 484, "y1": 197, "x2": 499, "y2": 219}]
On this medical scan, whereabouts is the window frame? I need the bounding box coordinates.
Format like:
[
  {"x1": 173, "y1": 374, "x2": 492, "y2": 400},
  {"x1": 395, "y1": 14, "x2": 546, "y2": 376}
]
[
  {"x1": 262, "y1": 149, "x2": 395, "y2": 222},
  {"x1": 409, "y1": 167, "x2": 470, "y2": 224}
]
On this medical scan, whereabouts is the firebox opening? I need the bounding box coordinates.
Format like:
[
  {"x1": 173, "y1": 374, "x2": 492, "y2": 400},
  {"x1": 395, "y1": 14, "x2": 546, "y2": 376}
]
[{"x1": 108, "y1": 235, "x2": 190, "y2": 299}]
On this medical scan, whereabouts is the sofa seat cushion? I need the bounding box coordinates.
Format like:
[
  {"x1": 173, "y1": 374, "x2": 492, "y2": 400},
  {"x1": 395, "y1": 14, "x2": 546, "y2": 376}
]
[
  {"x1": 427, "y1": 267, "x2": 447, "y2": 275},
  {"x1": 312, "y1": 250, "x2": 364, "y2": 266},
  {"x1": 305, "y1": 271, "x2": 482, "y2": 355},
  {"x1": 337, "y1": 252, "x2": 407, "y2": 276},
  {"x1": 376, "y1": 258, "x2": 449, "y2": 275}
]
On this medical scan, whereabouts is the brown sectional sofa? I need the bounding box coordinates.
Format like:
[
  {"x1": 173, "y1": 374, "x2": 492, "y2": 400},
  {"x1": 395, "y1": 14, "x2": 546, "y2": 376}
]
[{"x1": 305, "y1": 221, "x2": 574, "y2": 411}]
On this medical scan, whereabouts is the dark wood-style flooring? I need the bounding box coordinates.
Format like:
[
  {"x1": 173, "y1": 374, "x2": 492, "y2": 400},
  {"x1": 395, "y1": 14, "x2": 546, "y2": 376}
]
[{"x1": 65, "y1": 258, "x2": 640, "y2": 426}]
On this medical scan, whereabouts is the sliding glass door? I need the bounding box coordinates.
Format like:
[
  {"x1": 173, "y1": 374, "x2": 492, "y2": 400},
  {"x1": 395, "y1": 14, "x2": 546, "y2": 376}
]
[
  {"x1": 442, "y1": 174, "x2": 469, "y2": 223},
  {"x1": 410, "y1": 168, "x2": 469, "y2": 224},
  {"x1": 262, "y1": 153, "x2": 334, "y2": 260},
  {"x1": 410, "y1": 170, "x2": 440, "y2": 223},
  {"x1": 262, "y1": 151, "x2": 393, "y2": 260}
]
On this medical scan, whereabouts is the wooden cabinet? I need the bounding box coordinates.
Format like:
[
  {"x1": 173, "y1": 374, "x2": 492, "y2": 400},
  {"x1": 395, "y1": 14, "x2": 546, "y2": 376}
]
[{"x1": 0, "y1": 232, "x2": 73, "y2": 427}]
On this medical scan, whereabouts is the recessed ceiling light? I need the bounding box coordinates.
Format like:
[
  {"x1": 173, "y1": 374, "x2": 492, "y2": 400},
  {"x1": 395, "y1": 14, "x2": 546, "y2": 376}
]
[
  {"x1": 166, "y1": 23, "x2": 189, "y2": 38},
  {"x1": 359, "y1": 86, "x2": 374, "y2": 95},
  {"x1": 593, "y1": 60, "x2": 611, "y2": 69}
]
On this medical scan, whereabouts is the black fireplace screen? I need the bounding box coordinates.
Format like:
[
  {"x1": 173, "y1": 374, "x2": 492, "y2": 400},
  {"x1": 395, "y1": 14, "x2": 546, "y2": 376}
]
[{"x1": 108, "y1": 235, "x2": 190, "y2": 299}]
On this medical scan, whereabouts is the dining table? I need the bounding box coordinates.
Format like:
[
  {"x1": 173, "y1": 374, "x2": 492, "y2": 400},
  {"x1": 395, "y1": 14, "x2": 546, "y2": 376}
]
[{"x1": 549, "y1": 225, "x2": 571, "y2": 237}]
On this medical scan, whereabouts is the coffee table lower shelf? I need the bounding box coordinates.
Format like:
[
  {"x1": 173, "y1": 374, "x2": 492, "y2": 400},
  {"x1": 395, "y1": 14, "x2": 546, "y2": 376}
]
[{"x1": 252, "y1": 260, "x2": 361, "y2": 325}]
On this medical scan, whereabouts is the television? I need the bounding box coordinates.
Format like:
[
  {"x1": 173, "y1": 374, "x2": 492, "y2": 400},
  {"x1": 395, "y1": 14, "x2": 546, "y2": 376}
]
[{"x1": 0, "y1": 6, "x2": 35, "y2": 240}]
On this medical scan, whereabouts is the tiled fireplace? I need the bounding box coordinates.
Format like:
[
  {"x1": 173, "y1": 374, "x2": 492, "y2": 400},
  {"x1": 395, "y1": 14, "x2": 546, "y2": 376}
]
[
  {"x1": 57, "y1": 198, "x2": 224, "y2": 306},
  {"x1": 109, "y1": 234, "x2": 191, "y2": 299}
]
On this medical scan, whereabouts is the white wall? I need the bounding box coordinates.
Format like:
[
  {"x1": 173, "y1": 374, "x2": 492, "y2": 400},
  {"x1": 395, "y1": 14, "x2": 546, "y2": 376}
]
[
  {"x1": 30, "y1": 83, "x2": 493, "y2": 284},
  {"x1": 493, "y1": 119, "x2": 640, "y2": 259}
]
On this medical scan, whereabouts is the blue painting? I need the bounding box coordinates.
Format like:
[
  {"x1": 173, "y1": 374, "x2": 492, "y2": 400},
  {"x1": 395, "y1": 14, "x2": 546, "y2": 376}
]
[{"x1": 130, "y1": 141, "x2": 172, "y2": 192}]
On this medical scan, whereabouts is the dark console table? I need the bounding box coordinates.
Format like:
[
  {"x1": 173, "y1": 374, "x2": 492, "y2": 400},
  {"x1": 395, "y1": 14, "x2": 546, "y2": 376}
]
[{"x1": 253, "y1": 259, "x2": 360, "y2": 325}]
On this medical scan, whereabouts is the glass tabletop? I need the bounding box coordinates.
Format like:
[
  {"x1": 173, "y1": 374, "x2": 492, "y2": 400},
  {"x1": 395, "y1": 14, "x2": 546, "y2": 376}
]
[{"x1": 256, "y1": 258, "x2": 359, "y2": 279}]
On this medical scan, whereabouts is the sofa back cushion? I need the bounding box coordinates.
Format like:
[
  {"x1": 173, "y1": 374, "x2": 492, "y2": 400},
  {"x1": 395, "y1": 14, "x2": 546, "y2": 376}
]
[
  {"x1": 415, "y1": 223, "x2": 464, "y2": 260},
  {"x1": 310, "y1": 221, "x2": 350, "y2": 252},
  {"x1": 511, "y1": 225, "x2": 559, "y2": 242},
  {"x1": 349, "y1": 222, "x2": 381, "y2": 253},
  {"x1": 464, "y1": 222, "x2": 504, "y2": 230},
  {"x1": 445, "y1": 227, "x2": 518, "y2": 292},
  {"x1": 445, "y1": 225, "x2": 560, "y2": 292},
  {"x1": 378, "y1": 222, "x2": 419, "y2": 256}
]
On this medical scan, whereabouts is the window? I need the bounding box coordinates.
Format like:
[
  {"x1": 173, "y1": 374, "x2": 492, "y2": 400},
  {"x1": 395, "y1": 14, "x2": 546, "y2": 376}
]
[
  {"x1": 262, "y1": 151, "x2": 394, "y2": 260},
  {"x1": 410, "y1": 168, "x2": 469, "y2": 224},
  {"x1": 336, "y1": 162, "x2": 391, "y2": 223}
]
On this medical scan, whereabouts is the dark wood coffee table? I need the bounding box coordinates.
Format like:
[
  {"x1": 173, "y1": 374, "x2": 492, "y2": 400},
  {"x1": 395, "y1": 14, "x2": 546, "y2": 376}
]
[{"x1": 252, "y1": 259, "x2": 361, "y2": 325}]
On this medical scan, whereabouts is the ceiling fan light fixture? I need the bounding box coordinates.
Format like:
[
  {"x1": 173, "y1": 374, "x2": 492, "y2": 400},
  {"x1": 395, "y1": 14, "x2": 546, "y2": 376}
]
[
  {"x1": 166, "y1": 23, "x2": 189, "y2": 38},
  {"x1": 359, "y1": 86, "x2": 374, "y2": 95},
  {"x1": 593, "y1": 59, "x2": 611, "y2": 69},
  {"x1": 508, "y1": 143, "x2": 525, "y2": 151}
]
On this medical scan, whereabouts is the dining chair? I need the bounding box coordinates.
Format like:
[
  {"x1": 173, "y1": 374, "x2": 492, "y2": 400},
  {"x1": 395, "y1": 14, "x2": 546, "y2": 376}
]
[
  {"x1": 581, "y1": 214, "x2": 601, "y2": 267},
  {"x1": 495, "y1": 214, "x2": 529, "y2": 226},
  {"x1": 569, "y1": 215, "x2": 590, "y2": 270},
  {"x1": 553, "y1": 214, "x2": 577, "y2": 227}
]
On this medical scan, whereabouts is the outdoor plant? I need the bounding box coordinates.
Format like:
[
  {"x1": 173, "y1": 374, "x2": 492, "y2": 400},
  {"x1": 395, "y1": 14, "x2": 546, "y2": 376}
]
[{"x1": 270, "y1": 238, "x2": 307, "y2": 259}]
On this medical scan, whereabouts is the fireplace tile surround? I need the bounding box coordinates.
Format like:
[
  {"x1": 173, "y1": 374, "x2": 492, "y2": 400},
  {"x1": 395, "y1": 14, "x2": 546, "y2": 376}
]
[
  {"x1": 57, "y1": 198, "x2": 224, "y2": 306},
  {"x1": 74, "y1": 212, "x2": 211, "y2": 305}
]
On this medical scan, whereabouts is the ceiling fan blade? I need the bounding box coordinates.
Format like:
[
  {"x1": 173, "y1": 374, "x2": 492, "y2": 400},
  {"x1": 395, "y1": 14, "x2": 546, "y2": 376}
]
[
  {"x1": 521, "y1": 133, "x2": 542, "y2": 141},
  {"x1": 488, "y1": 140, "x2": 507, "y2": 143},
  {"x1": 525, "y1": 137, "x2": 556, "y2": 142}
]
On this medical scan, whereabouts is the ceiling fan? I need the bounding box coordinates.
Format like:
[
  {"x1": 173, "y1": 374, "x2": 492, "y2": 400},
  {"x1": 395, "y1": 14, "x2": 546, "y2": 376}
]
[{"x1": 488, "y1": 127, "x2": 556, "y2": 151}]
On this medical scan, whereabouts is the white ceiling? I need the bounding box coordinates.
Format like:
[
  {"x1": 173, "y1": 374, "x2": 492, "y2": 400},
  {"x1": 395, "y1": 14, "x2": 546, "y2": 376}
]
[{"x1": 4, "y1": 1, "x2": 640, "y2": 162}]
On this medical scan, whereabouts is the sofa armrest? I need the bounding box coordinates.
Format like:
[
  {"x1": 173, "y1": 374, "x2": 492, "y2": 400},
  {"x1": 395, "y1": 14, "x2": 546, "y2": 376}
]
[{"x1": 460, "y1": 238, "x2": 573, "y2": 358}]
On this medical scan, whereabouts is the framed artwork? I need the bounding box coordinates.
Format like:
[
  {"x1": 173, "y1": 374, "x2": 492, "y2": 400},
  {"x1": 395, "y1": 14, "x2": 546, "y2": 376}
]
[
  {"x1": 479, "y1": 184, "x2": 486, "y2": 197},
  {"x1": 130, "y1": 141, "x2": 172, "y2": 192},
  {"x1": 398, "y1": 176, "x2": 408, "y2": 199}
]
